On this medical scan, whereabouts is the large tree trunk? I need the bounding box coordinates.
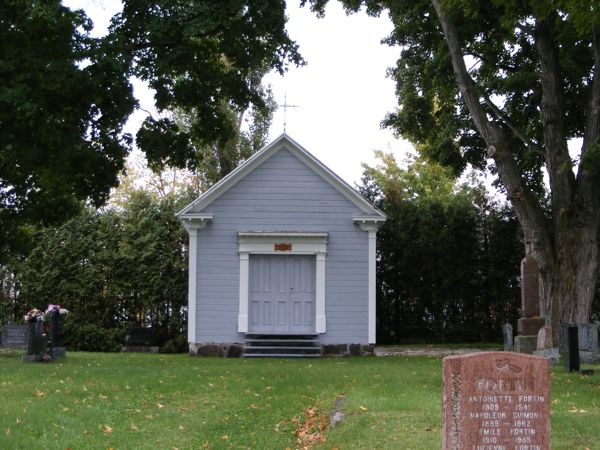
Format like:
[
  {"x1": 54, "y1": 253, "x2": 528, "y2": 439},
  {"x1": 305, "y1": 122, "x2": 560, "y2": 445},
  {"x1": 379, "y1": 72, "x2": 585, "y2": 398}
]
[{"x1": 431, "y1": 0, "x2": 600, "y2": 344}]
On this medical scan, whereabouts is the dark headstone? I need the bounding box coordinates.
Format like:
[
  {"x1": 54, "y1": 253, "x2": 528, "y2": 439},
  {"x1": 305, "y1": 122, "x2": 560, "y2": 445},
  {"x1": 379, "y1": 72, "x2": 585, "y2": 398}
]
[
  {"x1": 124, "y1": 327, "x2": 157, "y2": 346},
  {"x1": 503, "y1": 323, "x2": 514, "y2": 351},
  {"x1": 565, "y1": 325, "x2": 580, "y2": 372},
  {"x1": 1, "y1": 324, "x2": 29, "y2": 349},
  {"x1": 122, "y1": 327, "x2": 159, "y2": 352},
  {"x1": 26, "y1": 321, "x2": 45, "y2": 355},
  {"x1": 560, "y1": 323, "x2": 598, "y2": 353},
  {"x1": 442, "y1": 351, "x2": 551, "y2": 450},
  {"x1": 48, "y1": 313, "x2": 63, "y2": 348}
]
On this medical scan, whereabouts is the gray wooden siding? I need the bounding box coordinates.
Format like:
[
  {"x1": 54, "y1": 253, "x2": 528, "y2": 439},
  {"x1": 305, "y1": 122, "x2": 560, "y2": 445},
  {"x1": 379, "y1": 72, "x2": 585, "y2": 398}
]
[{"x1": 193, "y1": 146, "x2": 369, "y2": 344}]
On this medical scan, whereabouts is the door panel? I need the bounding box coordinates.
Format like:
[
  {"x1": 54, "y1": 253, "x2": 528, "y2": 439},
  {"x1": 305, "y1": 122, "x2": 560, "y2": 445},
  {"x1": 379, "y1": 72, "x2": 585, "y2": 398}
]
[{"x1": 248, "y1": 255, "x2": 315, "y2": 333}]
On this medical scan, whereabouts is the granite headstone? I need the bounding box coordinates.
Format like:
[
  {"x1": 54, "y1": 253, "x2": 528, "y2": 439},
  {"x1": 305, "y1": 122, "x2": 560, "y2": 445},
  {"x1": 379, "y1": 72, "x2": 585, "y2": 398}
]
[
  {"x1": 443, "y1": 351, "x2": 551, "y2": 450},
  {"x1": 1, "y1": 324, "x2": 29, "y2": 349},
  {"x1": 503, "y1": 323, "x2": 514, "y2": 352}
]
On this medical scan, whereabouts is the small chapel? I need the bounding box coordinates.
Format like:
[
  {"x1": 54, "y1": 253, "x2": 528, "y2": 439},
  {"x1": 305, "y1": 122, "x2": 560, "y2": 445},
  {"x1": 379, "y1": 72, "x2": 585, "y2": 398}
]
[{"x1": 177, "y1": 134, "x2": 386, "y2": 357}]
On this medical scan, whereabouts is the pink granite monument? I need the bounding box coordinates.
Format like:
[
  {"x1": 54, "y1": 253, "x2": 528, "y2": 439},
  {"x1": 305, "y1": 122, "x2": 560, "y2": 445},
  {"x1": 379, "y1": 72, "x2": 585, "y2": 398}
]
[{"x1": 442, "y1": 352, "x2": 551, "y2": 450}]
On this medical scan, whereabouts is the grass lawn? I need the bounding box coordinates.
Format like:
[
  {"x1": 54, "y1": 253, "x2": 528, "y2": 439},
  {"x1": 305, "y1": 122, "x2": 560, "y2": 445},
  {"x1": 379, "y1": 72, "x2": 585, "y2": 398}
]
[{"x1": 0, "y1": 351, "x2": 599, "y2": 449}]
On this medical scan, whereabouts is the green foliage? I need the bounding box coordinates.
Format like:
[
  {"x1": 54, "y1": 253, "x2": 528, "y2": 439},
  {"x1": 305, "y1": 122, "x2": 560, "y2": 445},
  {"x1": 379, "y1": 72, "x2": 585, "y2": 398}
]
[
  {"x1": 1, "y1": 1, "x2": 301, "y2": 263},
  {"x1": 15, "y1": 192, "x2": 189, "y2": 352},
  {"x1": 0, "y1": 0, "x2": 135, "y2": 258},
  {"x1": 111, "y1": 0, "x2": 302, "y2": 171},
  {"x1": 361, "y1": 153, "x2": 522, "y2": 343}
]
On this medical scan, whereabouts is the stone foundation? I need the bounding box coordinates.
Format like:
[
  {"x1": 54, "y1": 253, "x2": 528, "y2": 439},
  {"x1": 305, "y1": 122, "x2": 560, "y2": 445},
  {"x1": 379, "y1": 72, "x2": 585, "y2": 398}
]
[
  {"x1": 514, "y1": 335, "x2": 538, "y2": 354},
  {"x1": 321, "y1": 344, "x2": 374, "y2": 357},
  {"x1": 190, "y1": 342, "x2": 245, "y2": 358},
  {"x1": 189, "y1": 342, "x2": 375, "y2": 357}
]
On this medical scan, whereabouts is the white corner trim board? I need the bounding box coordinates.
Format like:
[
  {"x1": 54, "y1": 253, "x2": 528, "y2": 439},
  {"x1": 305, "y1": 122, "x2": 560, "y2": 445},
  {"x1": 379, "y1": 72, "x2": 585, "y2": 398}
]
[
  {"x1": 237, "y1": 232, "x2": 328, "y2": 334},
  {"x1": 353, "y1": 217, "x2": 384, "y2": 344}
]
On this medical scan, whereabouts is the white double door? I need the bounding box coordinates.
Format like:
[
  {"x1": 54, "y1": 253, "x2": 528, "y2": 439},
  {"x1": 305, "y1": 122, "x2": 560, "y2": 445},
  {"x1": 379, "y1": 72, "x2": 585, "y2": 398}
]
[{"x1": 248, "y1": 254, "x2": 316, "y2": 334}]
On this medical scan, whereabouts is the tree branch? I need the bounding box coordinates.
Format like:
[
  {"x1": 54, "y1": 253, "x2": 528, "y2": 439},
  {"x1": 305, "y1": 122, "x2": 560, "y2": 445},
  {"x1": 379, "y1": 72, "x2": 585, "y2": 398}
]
[
  {"x1": 482, "y1": 94, "x2": 545, "y2": 157},
  {"x1": 431, "y1": 0, "x2": 552, "y2": 261},
  {"x1": 431, "y1": 0, "x2": 493, "y2": 140}
]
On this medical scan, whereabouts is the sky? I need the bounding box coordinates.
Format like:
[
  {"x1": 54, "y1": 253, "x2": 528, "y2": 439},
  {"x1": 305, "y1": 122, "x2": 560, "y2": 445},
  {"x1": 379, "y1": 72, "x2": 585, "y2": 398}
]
[{"x1": 63, "y1": 0, "x2": 414, "y2": 186}]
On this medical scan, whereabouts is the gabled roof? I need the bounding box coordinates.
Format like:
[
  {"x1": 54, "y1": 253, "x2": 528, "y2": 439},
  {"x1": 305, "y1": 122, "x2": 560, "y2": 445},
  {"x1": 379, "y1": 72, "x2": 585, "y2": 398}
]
[{"x1": 176, "y1": 134, "x2": 386, "y2": 220}]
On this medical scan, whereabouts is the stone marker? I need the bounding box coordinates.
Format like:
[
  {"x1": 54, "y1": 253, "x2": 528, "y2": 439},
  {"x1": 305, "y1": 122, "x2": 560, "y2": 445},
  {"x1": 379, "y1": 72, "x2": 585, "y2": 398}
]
[
  {"x1": 533, "y1": 326, "x2": 559, "y2": 363},
  {"x1": 515, "y1": 250, "x2": 545, "y2": 354},
  {"x1": 443, "y1": 351, "x2": 550, "y2": 450},
  {"x1": 559, "y1": 323, "x2": 599, "y2": 364},
  {"x1": 122, "y1": 326, "x2": 159, "y2": 353},
  {"x1": 1, "y1": 324, "x2": 29, "y2": 349},
  {"x1": 565, "y1": 325, "x2": 580, "y2": 372},
  {"x1": 535, "y1": 326, "x2": 552, "y2": 350},
  {"x1": 503, "y1": 323, "x2": 514, "y2": 352}
]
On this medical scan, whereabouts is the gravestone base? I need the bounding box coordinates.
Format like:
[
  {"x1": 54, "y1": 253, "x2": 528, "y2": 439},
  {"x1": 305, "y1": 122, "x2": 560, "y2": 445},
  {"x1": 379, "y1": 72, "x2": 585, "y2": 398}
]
[
  {"x1": 533, "y1": 347, "x2": 560, "y2": 364},
  {"x1": 122, "y1": 345, "x2": 159, "y2": 353},
  {"x1": 518, "y1": 317, "x2": 545, "y2": 335},
  {"x1": 22, "y1": 353, "x2": 51, "y2": 362},
  {"x1": 515, "y1": 335, "x2": 538, "y2": 354},
  {"x1": 579, "y1": 351, "x2": 600, "y2": 364},
  {"x1": 50, "y1": 347, "x2": 66, "y2": 358}
]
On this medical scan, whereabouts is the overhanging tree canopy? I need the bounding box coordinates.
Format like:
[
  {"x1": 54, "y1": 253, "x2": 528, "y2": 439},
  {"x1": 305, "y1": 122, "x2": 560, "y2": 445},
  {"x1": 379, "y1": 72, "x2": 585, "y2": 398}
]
[
  {"x1": 0, "y1": 1, "x2": 135, "y2": 258},
  {"x1": 307, "y1": 0, "x2": 600, "y2": 332},
  {"x1": 110, "y1": 0, "x2": 303, "y2": 171},
  {"x1": 1, "y1": 0, "x2": 301, "y2": 261}
]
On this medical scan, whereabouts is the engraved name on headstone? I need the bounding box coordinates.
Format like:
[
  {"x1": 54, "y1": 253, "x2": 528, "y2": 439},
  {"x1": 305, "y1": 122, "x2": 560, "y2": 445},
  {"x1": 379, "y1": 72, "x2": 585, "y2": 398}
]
[{"x1": 443, "y1": 351, "x2": 550, "y2": 450}]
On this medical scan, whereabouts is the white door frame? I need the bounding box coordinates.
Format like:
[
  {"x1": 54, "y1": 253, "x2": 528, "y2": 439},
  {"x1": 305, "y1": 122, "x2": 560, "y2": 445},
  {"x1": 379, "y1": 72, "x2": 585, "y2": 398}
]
[{"x1": 237, "y1": 232, "x2": 327, "y2": 334}]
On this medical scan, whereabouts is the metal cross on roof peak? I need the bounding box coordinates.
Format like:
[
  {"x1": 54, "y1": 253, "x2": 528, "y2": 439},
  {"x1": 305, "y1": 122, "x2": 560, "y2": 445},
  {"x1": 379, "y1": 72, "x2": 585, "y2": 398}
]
[{"x1": 277, "y1": 93, "x2": 299, "y2": 133}]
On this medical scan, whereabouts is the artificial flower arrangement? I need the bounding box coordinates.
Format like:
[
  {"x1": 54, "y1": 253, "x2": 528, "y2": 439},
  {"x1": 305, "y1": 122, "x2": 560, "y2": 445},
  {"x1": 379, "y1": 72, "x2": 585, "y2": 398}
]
[
  {"x1": 23, "y1": 308, "x2": 45, "y2": 323},
  {"x1": 45, "y1": 304, "x2": 69, "y2": 317},
  {"x1": 23, "y1": 305, "x2": 69, "y2": 323}
]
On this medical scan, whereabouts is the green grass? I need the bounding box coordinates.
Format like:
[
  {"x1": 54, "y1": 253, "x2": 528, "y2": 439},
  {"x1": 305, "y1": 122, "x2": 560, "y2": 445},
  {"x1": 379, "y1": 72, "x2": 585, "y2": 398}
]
[{"x1": 0, "y1": 352, "x2": 598, "y2": 449}]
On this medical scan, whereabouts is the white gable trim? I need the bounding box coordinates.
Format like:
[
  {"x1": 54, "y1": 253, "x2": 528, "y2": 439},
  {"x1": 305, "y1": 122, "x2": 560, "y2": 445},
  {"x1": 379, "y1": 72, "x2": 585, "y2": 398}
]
[
  {"x1": 236, "y1": 232, "x2": 328, "y2": 334},
  {"x1": 176, "y1": 134, "x2": 386, "y2": 220}
]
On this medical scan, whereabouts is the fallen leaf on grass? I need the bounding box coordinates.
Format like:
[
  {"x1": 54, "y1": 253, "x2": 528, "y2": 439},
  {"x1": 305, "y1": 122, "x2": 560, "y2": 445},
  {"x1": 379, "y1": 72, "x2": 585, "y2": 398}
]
[
  {"x1": 130, "y1": 423, "x2": 138, "y2": 431},
  {"x1": 144, "y1": 415, "x2": 153, "y2": 420},
  {"x1": 359, "y1": 406, "x2": 368, "y2": 412},
  {"x1": 201, "y1": 442, "x2": 210, "y2": 449},
  {"x1": 99, "y1": 394, "x2": 108, "y2": 400},
  {"x1": 156, "y1": 403, "x2": 165, "y2": 409},
  {"x1": 35, "y1": 390, "x2": 45, "y2": 398},
  {"x1": 222, "y1": 435, "x2": 229, "y2": 441},
  {"x1": 101, "y1": 425, "x2": 113, "y2": 434}
]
